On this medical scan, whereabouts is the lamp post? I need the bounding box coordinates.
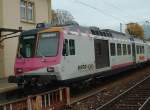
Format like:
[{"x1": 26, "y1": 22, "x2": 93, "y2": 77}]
[
  {"x1": 144, "y1": 20, "x2": 150, "y2": 39},
  {"x1": 120, "y1": 23, "x2": 122, "y2": 32}
]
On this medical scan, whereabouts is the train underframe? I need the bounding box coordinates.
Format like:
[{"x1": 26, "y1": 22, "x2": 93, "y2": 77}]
[
  {"x1": 8, "y1": 62, "x2": 148, "y2": 88},
  {"x1": 8, "y1": 74, "x2": 58, "y2": 87}
]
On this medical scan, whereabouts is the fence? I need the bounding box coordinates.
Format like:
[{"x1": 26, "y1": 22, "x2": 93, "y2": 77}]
[{"x1": 0, "y1": 87, "x2": 70, "y2": 110}]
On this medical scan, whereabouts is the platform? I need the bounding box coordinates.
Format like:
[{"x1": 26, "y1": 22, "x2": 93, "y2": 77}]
[{"x1": 0, "y1": 78, "x2": 17, "y2": 93}]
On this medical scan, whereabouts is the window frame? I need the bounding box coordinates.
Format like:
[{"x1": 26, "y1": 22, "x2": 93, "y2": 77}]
[
  {"x1": 20, "y1": 0, "x2": 35, "y2": 23},
  {"x1": 123, "y1": 44, "x2": 127, "y2": 55},
  {"x1": 27, "y1": 2, "x2": 34, "y2": 22},
  {"x1": 127, "y1": 44, "x2": 131, "y2": 55},
  {"x1": 139, "y1": 46, "x2": 142, "y2": 54},
  {"x1": 63, "y1": 39, "x2": 69, "y2": 56},
  {"x1": 36, "y1": 32, "x2": 60, "y2": 57},
  {"x1": 110, "y1": 43, "x2": 116, "y2": 56},
  {"x1": 20, "y1": 0, "x2": 27, "y2": 20},
  {"x1": 69, "y1": 39, "x2": 76, "y2": 55},
  {"x1": 117, "y1": 43, "x2": 122, "y2": 56},
  {"x1": 136, "y1": 45, "x2": 140, "y2": 54},
  {"x1": 142, "y1": 46, "x2": 145, "y2": 54},
  {"x1": 18, "y1": 35, "x2": 36, "y2": 58}
]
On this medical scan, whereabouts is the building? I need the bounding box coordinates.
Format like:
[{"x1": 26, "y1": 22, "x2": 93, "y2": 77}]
[
  {"x1": 0, "y1": 0, "x2": 51, "y2": 78},
  {"x1": 0, "y1": 44, "x2": 4, "y2": 78}
]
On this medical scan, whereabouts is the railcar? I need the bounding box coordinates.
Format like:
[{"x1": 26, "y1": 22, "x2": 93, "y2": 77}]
[{"x1": 8, "y1": 23, "x2": 150, "y2": 86}]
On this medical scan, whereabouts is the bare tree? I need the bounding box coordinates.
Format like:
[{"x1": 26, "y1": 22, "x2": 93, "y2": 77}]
[{"x1": 51, "y1": 9, "x2": 75, "y2": 25}]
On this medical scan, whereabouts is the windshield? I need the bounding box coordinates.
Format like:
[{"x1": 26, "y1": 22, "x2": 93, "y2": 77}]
[
  {"x1": 36, "y1": 32, "x2": 59, "y2": 57},
  {"x1": 18, "y1": 35, "x2": 36, "y2": 58}
]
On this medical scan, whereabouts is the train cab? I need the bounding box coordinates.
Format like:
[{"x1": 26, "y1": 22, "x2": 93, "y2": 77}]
[{"x1": 9, "y1": 27, "x2": 64, "y2": 85}]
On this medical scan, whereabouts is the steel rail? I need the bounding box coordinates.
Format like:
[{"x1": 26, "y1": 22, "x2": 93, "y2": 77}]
[
  {"x1": 138, "y1": 96, "x2": 150, "y2": 110},
  {"x1": 96, "y1": 73, "x2": 150, "y2": 110},
  {"x1": 71, "y1": 88, "x2": 106, "y2": 105}
]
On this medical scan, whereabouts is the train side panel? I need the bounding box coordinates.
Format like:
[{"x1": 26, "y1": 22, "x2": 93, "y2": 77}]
[
  {"x1": 109, "y1": 40, "x2": 133, "y2": 70},
  {"x1": 148, "y1": 43, "x2": 150, "y2": 61},
  {"x1": 135, "y1": 43, "x2": 146, "y2": 63},
  {"x1": 59, "y1": 33, "x2": 95, "y2": 80}
]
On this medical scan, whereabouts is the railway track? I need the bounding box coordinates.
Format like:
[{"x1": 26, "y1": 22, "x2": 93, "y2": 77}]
[
  {"x1": 97, "y1": 73, "x2": 150, "y2": 110},
  {"x1": 70, "y1": 65, "x2": 150, "y2": 110},
  {"x1": 0, "y1": 65, "x2": 150, "y2": 110}
]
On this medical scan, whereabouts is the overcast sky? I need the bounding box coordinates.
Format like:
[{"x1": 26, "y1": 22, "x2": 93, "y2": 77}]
[{"x1": 52, "y1": 0, "x2": 150, "y2": 31}]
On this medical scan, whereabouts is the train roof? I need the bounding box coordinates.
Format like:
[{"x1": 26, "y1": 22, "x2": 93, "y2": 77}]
[
  {"x1": 21, "y1": 28, "x2": 44, "y2": 37},
  {"x1": 20, "y1": 23, "x2": 148, "y2": 44}
]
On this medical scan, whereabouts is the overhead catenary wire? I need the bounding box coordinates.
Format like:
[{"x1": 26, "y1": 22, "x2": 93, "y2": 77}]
[
  {"x1": 98, "y1": 0, "x2": 129, "y2": 17},
  {"x1": 65, "y1": 0, "x2": 149, "y2": 31},
  {"x1": 73, "y1": 0, "x2": 126, "y2": 23},
  {"x1": 98, "y1": 0, "x2": 150, "y2": 25}
]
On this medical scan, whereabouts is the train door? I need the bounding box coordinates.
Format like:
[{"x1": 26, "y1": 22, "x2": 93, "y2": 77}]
[
  {"x1": 132, "y1": 43, "x2": 136, "y2": 63},
  {"x1": 62, "y1": 38, "x2": 78, "y2": 79},
  {"x1": 94, "y1": 39, "x2": 110, "y2": 69}
]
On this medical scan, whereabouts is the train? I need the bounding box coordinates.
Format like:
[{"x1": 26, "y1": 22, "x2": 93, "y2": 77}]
[{"x1": 8, "y1": 22, "x2": 150, "y2": 86}]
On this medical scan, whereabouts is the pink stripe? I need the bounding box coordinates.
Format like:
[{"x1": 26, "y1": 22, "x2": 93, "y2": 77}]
[
  {"x1": 139, "y1": 56, "x2": 145, "y2": 61},
  {"x1": 112, "y1": 62, "x2": 133, "y2": 69},
  {"x1": 15, "y1": 32, "x2": 64, "y2": 76}
]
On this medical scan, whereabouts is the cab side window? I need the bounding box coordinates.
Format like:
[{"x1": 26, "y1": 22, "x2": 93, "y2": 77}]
[
  {"x1": 69, "y1": 39, "x2": 75, "y2": 55},
  {"x1": 63, "y1": 39, "x2": 76, "y2": 56},
  {"x1": 63, "y1": 39, "x2": 69, "y2": 56}
]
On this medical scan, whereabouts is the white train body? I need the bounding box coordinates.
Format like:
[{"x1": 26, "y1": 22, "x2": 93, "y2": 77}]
[{"x1": 12, "y1": 25, "x2": 150, "y2": 84}]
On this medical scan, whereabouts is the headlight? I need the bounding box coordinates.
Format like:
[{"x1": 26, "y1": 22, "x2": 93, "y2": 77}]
[
  {"x1": 16, "y1": 68, "x2": 23, "y2": 74},
  {"x1": 47, "y1": 67, "x2": 54, "y2": 72}
]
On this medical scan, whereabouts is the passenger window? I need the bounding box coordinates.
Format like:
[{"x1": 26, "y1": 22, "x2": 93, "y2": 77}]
[
  {"x1": 91, "y1": 30, "x2": 96, "y2": 35},
  {"x1": 109, "y1": 33, "x2": 112, "y2": 37},
  {"x1": 69, "y1": 39, "x2": 75, "y2": 55},
  {"x1": 117, "y1": 44, "x2": 122, "y2": 56},
  {"x1": 110, "y1": 43, "x2": 116, "y2": 56},
  {"x1": 136, "y1": 45, "x2": 140, "y2": 54},
  {"x1": 140, "y1": 46, "x2": 142, "y2": 54},
  {"x1": 123, "y1": 44, "x2": 127, "y2": 55},
  {"x1": 106, "y1": 33, "x2": 109, "y2": 37},
  {"x1": 136, "y1": 46, "x2": 139, "y2": 54},
  {"x1": 103, "y1": 32, "x2": 106, "y2": 36},
  {"x1": 138, "y1": 46, "x2": 140, "y2": 54},
  {"x1": 63, "y1": 39, "x2": 69, "y2": 56},
  {"x1": 142, "y1": 46, "x2": 145, "y2": 53},
  {"x1": 99, "y1": 32, "x2": 103, "y2": 36},
  {"x1": 127, "y1": 45, "x2": 131, "y2": 55},
  {"x1": 96, "y1": 31, "x2": 99, "y2": 35}
]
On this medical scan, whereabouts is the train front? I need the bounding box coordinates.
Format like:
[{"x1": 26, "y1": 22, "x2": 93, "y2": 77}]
[{"x1": 9, "y1": 27, "x2": 64, "y2": 85}]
